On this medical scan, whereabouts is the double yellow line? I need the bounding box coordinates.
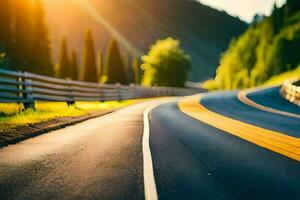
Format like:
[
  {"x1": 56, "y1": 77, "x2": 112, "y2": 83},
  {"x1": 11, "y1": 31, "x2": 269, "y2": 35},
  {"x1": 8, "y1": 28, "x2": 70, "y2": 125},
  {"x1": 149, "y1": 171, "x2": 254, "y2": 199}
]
[{"x1": 178, "y1": 95, "x2": 300, "y2": 162}]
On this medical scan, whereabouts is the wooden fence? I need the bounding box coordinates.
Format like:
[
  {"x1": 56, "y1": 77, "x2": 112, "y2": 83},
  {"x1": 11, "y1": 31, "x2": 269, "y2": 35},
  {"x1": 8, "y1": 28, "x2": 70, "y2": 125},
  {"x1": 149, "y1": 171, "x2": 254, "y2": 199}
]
[
  {"x1": 0, "y1": 69, "x2": 204, "y2": 108},
  {"x1": 281, "y1": 79, "x2": 300, "y2": 106}
]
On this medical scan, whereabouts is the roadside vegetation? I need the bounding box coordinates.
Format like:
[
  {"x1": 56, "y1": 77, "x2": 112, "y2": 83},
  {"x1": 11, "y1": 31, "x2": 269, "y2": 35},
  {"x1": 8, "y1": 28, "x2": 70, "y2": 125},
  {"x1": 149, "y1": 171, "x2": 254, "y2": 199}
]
[
  {"x1": 264, "y1": 64, "x2": 300, "y2": 86},
  {"x1": 141, "y1": 38, "x2": 191, "y2": 87},
  {"x1": 204, "y1": 0, "x2": 300, "y2": 90},
  {"x1": 0, "y1": 100, "x2": 141, "y2": 133}
]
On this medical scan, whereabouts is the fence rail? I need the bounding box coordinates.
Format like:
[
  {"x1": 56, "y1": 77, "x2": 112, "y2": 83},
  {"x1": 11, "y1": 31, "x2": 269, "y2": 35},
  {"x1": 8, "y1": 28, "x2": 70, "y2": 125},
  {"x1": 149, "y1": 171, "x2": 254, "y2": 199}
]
[
  {"x1": 281, "y1": 79, "x2": 300, "y2": 106},
  {"x1": 0, "y1": 69, "x2": 204, "y2": 108}
]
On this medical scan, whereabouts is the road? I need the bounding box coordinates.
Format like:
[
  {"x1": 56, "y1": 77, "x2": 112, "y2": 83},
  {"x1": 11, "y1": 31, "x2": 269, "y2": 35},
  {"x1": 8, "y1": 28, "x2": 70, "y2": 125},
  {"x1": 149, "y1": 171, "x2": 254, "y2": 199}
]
[{"x1": 1, "y1": 87, "x2": 300, "y2": 199}]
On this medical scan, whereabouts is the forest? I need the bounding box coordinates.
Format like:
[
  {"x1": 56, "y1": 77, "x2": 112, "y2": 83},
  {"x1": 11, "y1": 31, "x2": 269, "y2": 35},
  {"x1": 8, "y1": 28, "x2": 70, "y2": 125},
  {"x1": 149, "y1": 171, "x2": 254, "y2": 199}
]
[
  {"x1": 205, "y1": 0, "x2": 300, "y2": 90},
  {"x1": 0, "y1": 0, "x2": 139, "y2": 84}
]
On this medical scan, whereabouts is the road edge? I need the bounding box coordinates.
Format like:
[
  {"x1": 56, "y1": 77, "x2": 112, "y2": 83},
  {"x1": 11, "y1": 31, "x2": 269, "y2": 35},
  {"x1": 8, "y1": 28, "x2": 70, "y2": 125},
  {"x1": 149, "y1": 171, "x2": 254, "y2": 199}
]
[
  {"x1": 0, "y1": 109, "x2": 116, "y2": 149},
  {"x1": 238, "y1": 90, "x2": 300, "y2": 119}
]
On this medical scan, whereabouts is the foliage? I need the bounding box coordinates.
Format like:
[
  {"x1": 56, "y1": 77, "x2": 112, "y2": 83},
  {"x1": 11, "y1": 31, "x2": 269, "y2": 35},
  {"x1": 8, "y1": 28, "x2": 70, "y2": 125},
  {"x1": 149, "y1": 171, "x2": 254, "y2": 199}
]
[
  {"x1": 132, "y1": 56, "x2": 140, "y2": 84},
  {"x1": 141, "y1": 38, "x2": 191, "y2": 87},
  {"x1": 0, "y1": 45, "x2": 10, "y2": 69},
  {"x1": 0, "y1": 0, "x2": 12, "y2": 56},
  {"x1": 97, "y1": 49, "x2": 103, "y2": 82},
  {"x1": 45, "y1": 0, "x2": 247, "y2": 82},
  {"x1": 70, "y1": 50, "x2": 79, "y2": 80},
  {"x1": 209, "y1": 2, "x2": 300, "y2": 90},
  {"x1": 0, "y1": 0, "x2": 53, "y2": 75},
  {"x1": 0, "y1": 100, "x2": 143, "y2": 132},
  {"x1": 81, "y1": 29, "x2": 98, "y2": 82},
  {"x1": 203, "y1": 79, "x2": 219, "y2": 91},
  {"x1": 56, "y1": 37, "x2": 70, "y2": 79},
  {"x1": 104, "y1": 38, "x2": 128, "y2": 84},
  {"x1": 30, "y1": 0, "x2": 53, "y2": 76},
  {"x1": 264, "y1": 64, "x2": 300, "y2": 86},
  {"x1": 11, "y1": 0, "x2": 33, "y2": 70}
]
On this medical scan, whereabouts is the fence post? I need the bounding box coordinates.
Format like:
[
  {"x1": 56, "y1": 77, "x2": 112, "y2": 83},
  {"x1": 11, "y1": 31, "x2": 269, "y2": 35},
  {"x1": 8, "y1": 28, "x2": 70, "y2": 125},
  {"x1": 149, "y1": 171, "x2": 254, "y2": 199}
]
[
  {"x1": 22, "y1": 72, "x2": 35, "y2": 109},
  {"x1": 98, "y1": 84, "x2": 104, "y2": 102},
  {"x1": 116, "y1": 83, "x2": 122, "y2": 101},
  {"x1": 66, "y1": 78, "x2": 75, "y2": 106}
]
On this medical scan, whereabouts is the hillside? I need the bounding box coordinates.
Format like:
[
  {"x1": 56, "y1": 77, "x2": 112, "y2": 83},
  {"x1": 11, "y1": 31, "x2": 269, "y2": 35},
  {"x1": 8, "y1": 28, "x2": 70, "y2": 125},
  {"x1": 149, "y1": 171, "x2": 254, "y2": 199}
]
[
  {"x1": 207, "y1": 0, "x2": 300, "y2": 89},
  {"x1": 44, "y1": 0, "x2": 247, "y2": 82}
]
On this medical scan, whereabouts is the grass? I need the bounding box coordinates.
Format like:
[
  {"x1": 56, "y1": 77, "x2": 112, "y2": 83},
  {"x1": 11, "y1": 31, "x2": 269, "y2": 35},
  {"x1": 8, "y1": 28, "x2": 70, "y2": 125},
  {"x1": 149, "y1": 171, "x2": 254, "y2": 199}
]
[
  {"x1": 203, "y1": 65, "x2": 300, "y2": 91},
  {"x1": 264, "y1": 65, "x2": 300, "y2": 86},
  {"x1": 0, "y1": 100, "x2": 143, "y2": 132},
  {"x1": 202, "y1": 79, "x2": 219, "y2": 91}
]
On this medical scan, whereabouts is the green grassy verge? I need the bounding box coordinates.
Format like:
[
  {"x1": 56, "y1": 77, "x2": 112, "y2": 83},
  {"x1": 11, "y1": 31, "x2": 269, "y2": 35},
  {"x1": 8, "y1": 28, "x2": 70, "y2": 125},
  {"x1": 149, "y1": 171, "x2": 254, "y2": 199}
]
[
  {"x1": 264, "y1": 64, "x2": 300, "y2": 86},
  {"x1": 203, "y1": 64, "x2": 300, "y2": 91},
  {"x1": 0, "y1": 100, "x2": 142, "y2": 132}
]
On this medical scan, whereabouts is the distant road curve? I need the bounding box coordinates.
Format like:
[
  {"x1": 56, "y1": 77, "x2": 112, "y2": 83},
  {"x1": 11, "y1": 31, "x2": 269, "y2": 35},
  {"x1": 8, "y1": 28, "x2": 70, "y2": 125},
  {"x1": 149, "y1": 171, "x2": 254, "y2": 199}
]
[{"x1": 238, "y1": 87, "x2": 300, "y2": 119}]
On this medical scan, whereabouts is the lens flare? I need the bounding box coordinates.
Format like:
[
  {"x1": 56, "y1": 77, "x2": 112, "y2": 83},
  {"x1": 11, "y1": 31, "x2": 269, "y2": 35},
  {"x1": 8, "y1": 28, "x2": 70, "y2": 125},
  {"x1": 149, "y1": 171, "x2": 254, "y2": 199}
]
[{"x1": 71, "y1": 0, "x2": 142, "y2": 56}]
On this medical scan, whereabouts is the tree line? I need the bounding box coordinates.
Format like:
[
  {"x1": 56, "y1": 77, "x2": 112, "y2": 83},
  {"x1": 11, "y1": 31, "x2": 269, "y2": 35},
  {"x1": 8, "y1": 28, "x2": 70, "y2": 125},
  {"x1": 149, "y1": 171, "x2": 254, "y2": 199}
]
[
  {"x1": 55, "y1": 29, "x2": 141, "y2": 84},
  {"x1": 0, "y1": 0, "x2": 141, "y2": 84},
  {"x1": 0, "y1": 0, "x2": 52, "y2": 75},
  {"x1": 205, "y1": 0, "x2": 300, "y2": 90},
  {"x1": 0, "y1": 0, "x2": 191, "y2": 87}
]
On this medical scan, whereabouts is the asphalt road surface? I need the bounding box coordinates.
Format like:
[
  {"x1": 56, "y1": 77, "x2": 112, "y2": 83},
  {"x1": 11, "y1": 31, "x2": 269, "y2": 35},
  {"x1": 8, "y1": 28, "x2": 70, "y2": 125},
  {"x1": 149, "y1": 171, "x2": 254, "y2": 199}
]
[{"x1": 1, "y1": 87, "x2": 300, "y2": 200}]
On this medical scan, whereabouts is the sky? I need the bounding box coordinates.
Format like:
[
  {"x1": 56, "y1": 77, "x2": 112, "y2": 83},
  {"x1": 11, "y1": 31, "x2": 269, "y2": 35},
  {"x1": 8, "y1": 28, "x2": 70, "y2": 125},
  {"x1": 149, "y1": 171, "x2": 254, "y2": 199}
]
[{"x1": 199, "y1": 0, "x2": 286, "y2": 23}]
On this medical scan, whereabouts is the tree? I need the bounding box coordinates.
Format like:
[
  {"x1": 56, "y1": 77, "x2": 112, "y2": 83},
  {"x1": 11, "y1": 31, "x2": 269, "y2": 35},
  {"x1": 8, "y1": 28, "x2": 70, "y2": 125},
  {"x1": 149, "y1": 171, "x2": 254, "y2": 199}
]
[
  {"x1": 132, "y1": 56, "x2": 140, "y2": 84},
  {"x1": 0, "y1": 45, "x2": 10, "y2": 69},
  {"x1": 97, "y1": 49, "x2": 103, "y2": 82},
  {"x1": 70, "y1": 50, "x2": 79, "y2": 80},
  {"x1": 56, "y1": 37, "x2": 70, "y2": 78},
  {"x1": 285, "y1": 0, "x2": 300, "y2": 16},
  {"x1": 31, "y1": 0, "x2": 53, "y2": 76},
  {"x1": 0, "y1": 0, "x2": 12, "y2": 59},
  {"x1": 141, "y1": 38, "x2": 191, "y2": 87},
  {"x1": 11, "y1": 0, "x2": 33, "y2": 70},
  {"x1": 104, "y1": 38, "x2": 128, "y2": 84},
  {"x1": 81, "y1": 29, "x2": 98, "y2": 82}
]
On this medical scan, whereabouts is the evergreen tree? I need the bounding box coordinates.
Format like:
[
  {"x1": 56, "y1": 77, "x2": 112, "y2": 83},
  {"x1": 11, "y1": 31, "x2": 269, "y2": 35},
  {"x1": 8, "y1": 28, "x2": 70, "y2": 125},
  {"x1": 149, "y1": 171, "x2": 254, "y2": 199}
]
[
  {"x1": 31, "y1": 0, "x2": 53, "y2": 76},
  {"x1": 123, "y1": 53, "x2": 134, "y2": 83},
  {"x1": 132, "y1": 56, "x2": 140, "y2": 84},
  {"x1": 11, "y1": 0, "x2": 33, "y2": 70},
  {"x1": 70, "y1": 50, "x2": 79, "y2": 80},
  {"x1": 97, "y1": 49, "x2": 103, "y2": 81},
  {"x1": 81, "y1": 29, "x2": 98, "y2": 82},
  {"x1": 0, "y1": 0, "x2": 12, "y2": 59},
  {"x1": 271, "y1": 4, "x2": 283, "y2": 34},
  {"x1": 104, "y1": 38, "x2": 128, "y2": 84},
  {"x1": 57, "y1": 37, "x2": 70, "y2": 78}
]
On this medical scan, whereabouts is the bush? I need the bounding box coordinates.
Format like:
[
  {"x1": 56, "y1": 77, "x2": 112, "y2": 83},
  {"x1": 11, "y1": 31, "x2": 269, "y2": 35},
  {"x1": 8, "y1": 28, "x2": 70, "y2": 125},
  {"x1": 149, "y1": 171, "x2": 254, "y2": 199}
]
[
  {"x1": 203, "y1": 79, "x2": 219, "y2": 90},
  {"x1": 141, "y1": 37, "x2": 191, "y2": 87}
]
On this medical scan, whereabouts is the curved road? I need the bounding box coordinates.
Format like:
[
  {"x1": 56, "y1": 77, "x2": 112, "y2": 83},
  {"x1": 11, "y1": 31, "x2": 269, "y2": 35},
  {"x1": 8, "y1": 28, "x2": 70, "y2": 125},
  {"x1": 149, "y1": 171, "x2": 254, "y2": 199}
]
[{"x1": 1, "y1": 87, "x2": 300, "y2": 199}]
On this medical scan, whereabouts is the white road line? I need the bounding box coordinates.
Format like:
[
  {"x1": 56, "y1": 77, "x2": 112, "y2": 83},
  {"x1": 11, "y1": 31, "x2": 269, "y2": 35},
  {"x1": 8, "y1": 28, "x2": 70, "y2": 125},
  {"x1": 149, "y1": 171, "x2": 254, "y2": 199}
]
[
  {"x1": 238, "y1": 90, "x2": 300, "y2": 119},
  {"x1": 143, "y1": 106, "x2": 159, "y2": 200}
]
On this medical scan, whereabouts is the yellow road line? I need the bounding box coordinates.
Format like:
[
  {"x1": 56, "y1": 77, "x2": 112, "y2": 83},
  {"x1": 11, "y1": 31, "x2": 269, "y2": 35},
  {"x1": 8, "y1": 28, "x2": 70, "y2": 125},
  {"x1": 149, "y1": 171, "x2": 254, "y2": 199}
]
[
  {"x1": 238, "y1": 90, "x2": 300, "y2": 119},
  {"x1": 178, "y1": 95, "x2": 300, "y2": 162}
]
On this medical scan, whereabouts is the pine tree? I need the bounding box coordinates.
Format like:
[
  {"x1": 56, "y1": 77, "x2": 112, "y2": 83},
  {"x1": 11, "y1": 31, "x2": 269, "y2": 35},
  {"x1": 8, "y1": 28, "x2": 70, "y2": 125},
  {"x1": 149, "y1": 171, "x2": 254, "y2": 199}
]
[
  {"x1": 81, "y1": 29, "x2": 98, "y2": 82},
  {"x1": 70, "y1": 50, "x2": 79, "y2": 80},
  {"x1": 57, "y1": 37, "x2": 70, "y2": 78},
  {"x1": 132, "y1": 56, "x2": 140, "y2": 84},
  {"x1": 11, "y1": 0, "x2": 33, "y2": 71},
  {"x1": 104, "y1": 38, "x2": 128, "y2": 84},
  {"x1": 123, "y1": 53, "x2": 133, "y2": 83},
  {"x1": 0, "y1": 0, "x2": 12, "y2": 58},
  {"x1": 31, "y1": 0, "x2": 53, "y2": 76},
  {"x1": 97, "y1": 49, "x2": 103, "y2": 82}
]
